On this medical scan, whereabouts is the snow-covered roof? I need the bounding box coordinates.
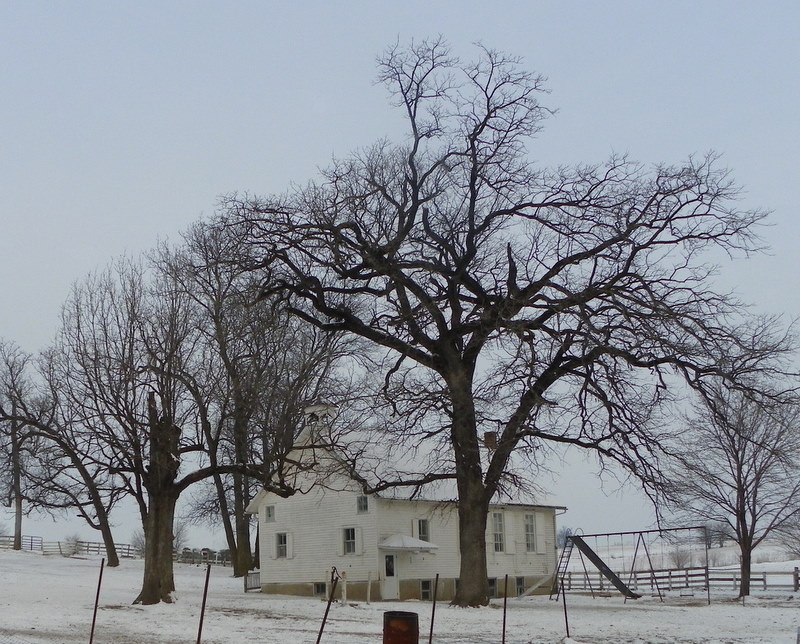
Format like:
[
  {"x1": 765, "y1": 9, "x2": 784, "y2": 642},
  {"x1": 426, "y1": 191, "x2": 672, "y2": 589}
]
[
  {"x1": 244, "y1": 412, "x2": 568, "y2": 513},
  {"x1": 245, "y1": 489, "x2": 269, "y2": 515},
  {"x1": 378, "y1": 534, "x2": 439, "y2": 552},
  {"x1": 379, "y1": 495, "x2": 567, "y2": 512}
]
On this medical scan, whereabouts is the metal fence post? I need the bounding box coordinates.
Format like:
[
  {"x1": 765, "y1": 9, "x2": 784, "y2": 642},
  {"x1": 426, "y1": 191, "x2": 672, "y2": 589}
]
[
  {"x1": 89, "y1": 558, "x2": 105, "y2": 644},
  {"x1": 196, "y1": 564, "x2": 211, "y2": 644}
]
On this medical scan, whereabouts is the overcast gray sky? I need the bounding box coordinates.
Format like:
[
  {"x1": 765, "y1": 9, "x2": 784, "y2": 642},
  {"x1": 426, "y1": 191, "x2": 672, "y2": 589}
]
[{"x1": 2, "y1": 2, "x2": 799, "y2": 545}]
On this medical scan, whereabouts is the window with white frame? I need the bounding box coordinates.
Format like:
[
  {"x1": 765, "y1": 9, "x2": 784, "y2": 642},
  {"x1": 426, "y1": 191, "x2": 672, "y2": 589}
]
[
  {"x1": 276, "y1": 532, "x2": 288, "y2": 558},
  {"x1": 492, "y1": 512, "x2": 505, "y2": 552},
  {"x1": 343, "y1": 527, "x2": 357, "y2": 554},
  {"x1": 356, "y1": 495, "x2": 369, "y2": 513},
  {"x1": 524, "y1": 513, "x2": 536, "y2": 552},
  {"x1": 264, "y1": 505, "x2": 275, "y2": 522},
  {"x1": 420, "y1": 579, "x2": 433, "y2": 601},
  {"x1": 417, "y1": 518, "x2": 430, "y2": 542}
]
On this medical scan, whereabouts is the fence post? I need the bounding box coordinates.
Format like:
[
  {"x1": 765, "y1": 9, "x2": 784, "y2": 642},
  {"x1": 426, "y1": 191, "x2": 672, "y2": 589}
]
[
  {"x1": 196, "y1": 564, "x2": 211, "y2": 644},
  {"x1": 317, "y1": 568, "x2": 339, "y2": 644},
  {"x1": 428, "y1": 573, "x2": 439, "y2": 644},
  {"x1": 794, "y1": 567, "x2": 799, "y2": 592},
  {"x1": 89, "y1": 558, "x2": 105, "y2": 644},
  {"x1": 502, "y1": 574, "x2": 508, "y2": 644}
]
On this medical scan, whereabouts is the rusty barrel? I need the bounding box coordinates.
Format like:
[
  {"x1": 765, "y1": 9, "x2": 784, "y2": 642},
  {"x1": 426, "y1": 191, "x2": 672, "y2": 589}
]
[{"x1": 383, "y1": 611, "x2": 419, "y2": 644}]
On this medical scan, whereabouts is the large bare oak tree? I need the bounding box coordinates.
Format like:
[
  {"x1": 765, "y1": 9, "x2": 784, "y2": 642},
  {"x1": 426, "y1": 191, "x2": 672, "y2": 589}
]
[{"x1": 226, "y1": 39, "x2": 790, "y2": 606}]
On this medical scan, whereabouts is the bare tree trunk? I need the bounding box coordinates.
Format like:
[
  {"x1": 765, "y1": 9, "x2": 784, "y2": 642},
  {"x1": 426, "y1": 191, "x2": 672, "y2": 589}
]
[
  {"x1": 455, "y1": 487, "x2": 490, "y2": 606},
  {"x1": 232, "y1": 474, "x2": 252, "y2": 577},
  {"x1": 739, "y1": 539, "x2": 752, "y2": 597},
  {"x1": 68, "y1": 445, "x2": 121, "y2": 568},
  {"x1": 210, "y1": 469, "x2": 241, "y2": 572},
  {"x1": 209, "y1": 471, "x2": 252, "y2": 577},
  {"x1": 225, "y1": 411, "x2": 253, "y2": 578},
  {"x1": 450, "y1": 380, "x2": 490, "y2": 606},
  {"x1": 94, "y1": 501, "x2": 120, "y2": 567},
  {"x1": 13, "y1": 496, "x2": 22, "y2": 550},
  {"x1": 134, "y1": 491, "x2": 178, "y2": 604},
  {"x1": 134, "y1": 392, "x2": 180, "y2": 605},
  {"x1": 10, "y1": 413, "x2": 22, "y2": 550}
]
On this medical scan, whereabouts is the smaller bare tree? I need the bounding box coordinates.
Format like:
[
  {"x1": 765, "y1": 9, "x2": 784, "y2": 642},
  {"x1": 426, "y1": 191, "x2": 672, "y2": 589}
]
[
  {"x1": 0, "y1": 341, "x2": 43, "y2": 551},
  {"x1": 669, "y1": 385, "x2": 800, "y2": 596}
]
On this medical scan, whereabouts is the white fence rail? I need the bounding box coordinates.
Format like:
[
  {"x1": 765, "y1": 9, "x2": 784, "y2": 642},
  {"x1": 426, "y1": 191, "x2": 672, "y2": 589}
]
[
  {"x1": 560, "y1": 566, "x2": 800, "y2": 594},
  {"x1": 0, "y1": 535, "x2": 139, "y2": 558}
]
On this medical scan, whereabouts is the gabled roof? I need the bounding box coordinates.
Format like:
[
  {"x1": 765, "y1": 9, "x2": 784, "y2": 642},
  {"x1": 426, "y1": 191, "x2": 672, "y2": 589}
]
[
  {"x1": 379, "y1": 495, "x2": 567, "y2": 512},
  {"x1": 245, "y1": 489, "x2": 269, "y2": 515},
  {"x1": 245, "y1": 412, "x2": 568, "y2": 513},
  {"x1": 245, "y1": 485, "x2": 566, "y2": 515}
]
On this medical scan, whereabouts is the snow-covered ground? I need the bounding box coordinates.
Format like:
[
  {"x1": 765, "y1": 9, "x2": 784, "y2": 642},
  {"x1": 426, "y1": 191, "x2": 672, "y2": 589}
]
[{"x1": 1, "y1": 549, "x2": 799, "y2": 643}]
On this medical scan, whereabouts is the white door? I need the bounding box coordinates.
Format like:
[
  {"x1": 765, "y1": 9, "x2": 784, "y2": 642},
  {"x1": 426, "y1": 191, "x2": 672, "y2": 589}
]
[{"x1": 382, "y1": 553, "x2": 399, "y2": 600}]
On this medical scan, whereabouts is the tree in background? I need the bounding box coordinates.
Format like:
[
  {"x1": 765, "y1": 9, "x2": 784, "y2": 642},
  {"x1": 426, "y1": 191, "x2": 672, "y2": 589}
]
[
  {"x1": 14, "y1": 243, "x2": 355, "y2": 603},
  {"x1": 131, "y1": 521, "x2": 188, "y2": 559},
  {"x1": 228, "y1": 38, "x2": 793, "y2": 606},
  {"x1": 0, "y1": 342, "x2": 38, "y2": 550},
  {"x1": 156, "y1": 222, "x2": 358, "y2": 576},
  {"x1": 556, "y1": 526, "x2": 574, "y2": 549},
  {"x1": 5, "y1": 343, "x2": 128, "y2": 567},
  {"x1": 1, "y1": 341, "x2": 124, "y2": 564},
  {"x1": 669, "y1": 385, "x2": 800, "y2": 596},
  {"x1": 1, "y1": 229, "x2": 355, "y2": 602},
  {"x1": 51, "y1": 257, "x2": 258, "y2": 603},
  {"x1": 703, "y1": 521, "x2": 731, "y2": 549}
]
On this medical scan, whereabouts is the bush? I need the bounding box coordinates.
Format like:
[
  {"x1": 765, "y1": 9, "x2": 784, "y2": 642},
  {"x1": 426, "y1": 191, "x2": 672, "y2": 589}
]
[
  {"x1": 60, "y1": 534, "x2": 81, "y2": 557},
  {"x1": 130, "y1": 529, "x2": 146, "y2": 557},
  {"x1": 669, "y1": 547, "x2": 693, "y2": 568}
]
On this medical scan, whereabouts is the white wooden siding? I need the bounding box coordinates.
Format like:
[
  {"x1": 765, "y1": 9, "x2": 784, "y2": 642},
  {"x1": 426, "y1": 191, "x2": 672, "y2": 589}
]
[
  {"x1": 257, "y1": 473, "x2": 378, "y2": 585},
  {"x1": 255, "y1": 474, "x2": 559, "y2": 586}
]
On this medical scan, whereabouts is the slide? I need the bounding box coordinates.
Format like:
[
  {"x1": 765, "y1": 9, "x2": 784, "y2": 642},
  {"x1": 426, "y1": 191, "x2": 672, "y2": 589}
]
[{"x1": 569, "y1": 536, "x2": 641, "y2": 599}]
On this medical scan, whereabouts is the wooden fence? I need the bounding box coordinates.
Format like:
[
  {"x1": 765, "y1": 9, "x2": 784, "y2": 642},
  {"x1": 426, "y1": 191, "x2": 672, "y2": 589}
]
[
  {"x1": 560, "y1": 566, "x2": 800, "y2": 594},
  {"x1": 0, "y1": 535, "x2": 139, "y2": 558},
  {"x1": 0, "y1": 535, "x2": 43, "y2": 551},
  {"x1": 0, "y1": 536, "x2": 232, "y2": 564},
  {"x1": 244, "y1": 570, "x2": 261, "y2": 592}
]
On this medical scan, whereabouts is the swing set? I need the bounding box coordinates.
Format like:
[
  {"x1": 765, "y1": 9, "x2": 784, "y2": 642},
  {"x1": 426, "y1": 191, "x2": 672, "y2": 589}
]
[{"x1": 551, "y1": 526, "x2": 710, "y2": 604}]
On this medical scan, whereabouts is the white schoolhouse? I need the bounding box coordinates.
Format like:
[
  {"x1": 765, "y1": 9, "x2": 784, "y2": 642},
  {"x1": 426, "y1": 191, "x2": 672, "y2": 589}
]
[{"x1": 246, "y1": 471, "x2": 563, "y2": 601}]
